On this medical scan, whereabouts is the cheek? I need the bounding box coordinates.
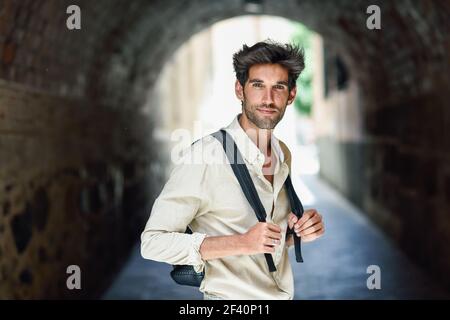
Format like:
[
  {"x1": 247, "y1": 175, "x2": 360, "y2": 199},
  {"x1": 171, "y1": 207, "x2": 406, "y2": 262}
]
[
  {"x1": 244, "y1": 91, "x2": 262, "y2": 103},
  {"x1": 274, "y1": 93, "x2": 289, "y2": 106},
  {"x1": 274, "y1": 91, "x2": 289, "y2": 99}
]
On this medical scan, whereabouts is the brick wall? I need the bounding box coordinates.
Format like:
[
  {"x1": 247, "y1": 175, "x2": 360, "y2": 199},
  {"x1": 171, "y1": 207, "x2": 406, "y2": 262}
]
[{"x1": 0, "y1": 80, "x2": 165, "y2": 298}]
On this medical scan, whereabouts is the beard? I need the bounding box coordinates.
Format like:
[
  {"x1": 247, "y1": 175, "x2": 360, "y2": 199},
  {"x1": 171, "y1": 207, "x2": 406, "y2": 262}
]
[{"x1": 242, "y1": 98, "x2": 287, "y2": 130}]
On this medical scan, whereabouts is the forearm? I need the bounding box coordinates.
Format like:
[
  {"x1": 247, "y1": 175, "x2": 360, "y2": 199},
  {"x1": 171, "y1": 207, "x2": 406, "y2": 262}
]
[
  {"x1": 199, "y1": 234, "x2": 249, "y2": 260},
  {"x1": 141, "y1": 230, "x2": 206, "y2": 265}
]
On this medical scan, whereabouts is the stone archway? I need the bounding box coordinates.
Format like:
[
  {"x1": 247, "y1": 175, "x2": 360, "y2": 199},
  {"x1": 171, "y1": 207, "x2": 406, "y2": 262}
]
[{"x1": 0, "y1": 0, "x2": 449, "y2": 298}]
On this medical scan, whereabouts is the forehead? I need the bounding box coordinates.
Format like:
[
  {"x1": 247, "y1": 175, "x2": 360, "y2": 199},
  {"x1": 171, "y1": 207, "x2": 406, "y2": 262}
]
[{"x1": 247, "y1": 63, "x2": 288, "y2": 82}]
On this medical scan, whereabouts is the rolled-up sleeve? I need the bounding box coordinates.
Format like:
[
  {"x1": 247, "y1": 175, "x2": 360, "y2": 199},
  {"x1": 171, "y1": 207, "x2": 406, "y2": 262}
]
[{"x1": 140, "y1": 149, "x2": 209, "y2": 272}]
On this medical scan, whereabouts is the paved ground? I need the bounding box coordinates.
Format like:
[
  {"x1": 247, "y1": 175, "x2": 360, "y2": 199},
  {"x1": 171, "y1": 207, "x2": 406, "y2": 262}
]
[{"x1": 103, "y1": 174, "x2": 449, "y2": 300}]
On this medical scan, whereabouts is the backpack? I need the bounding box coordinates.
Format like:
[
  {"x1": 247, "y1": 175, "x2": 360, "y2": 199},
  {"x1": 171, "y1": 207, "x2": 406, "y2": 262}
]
[{"x1": 170, "y1": 129, "x2": 304, "y2": 287}]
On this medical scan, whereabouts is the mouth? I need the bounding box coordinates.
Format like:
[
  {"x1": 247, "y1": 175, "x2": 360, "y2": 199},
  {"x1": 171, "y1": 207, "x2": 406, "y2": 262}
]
[{"x1": 257, "y1": 108, "x2": 277, "y2": 115}]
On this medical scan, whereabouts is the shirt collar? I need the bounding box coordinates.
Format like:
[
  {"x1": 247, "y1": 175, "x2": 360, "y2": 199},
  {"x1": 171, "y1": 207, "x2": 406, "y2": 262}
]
[{"x1": 223, "y1": 113, "x2": 285, "y2": 171}]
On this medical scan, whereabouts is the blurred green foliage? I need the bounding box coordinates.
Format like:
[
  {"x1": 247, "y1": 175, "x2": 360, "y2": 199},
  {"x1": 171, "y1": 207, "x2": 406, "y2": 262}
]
[{"x1": 290, "y1": 22, "x2": 314, "y2": 116}]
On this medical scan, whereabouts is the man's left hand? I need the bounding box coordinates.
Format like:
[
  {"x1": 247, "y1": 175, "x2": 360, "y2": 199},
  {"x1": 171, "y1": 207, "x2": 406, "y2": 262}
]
[{"x1": 287, "y1": 209, "x2": 325, "y2": 243}]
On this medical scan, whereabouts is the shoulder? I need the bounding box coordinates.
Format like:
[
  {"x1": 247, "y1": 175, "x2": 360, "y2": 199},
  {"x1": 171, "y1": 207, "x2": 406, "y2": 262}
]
[
  {"x1": 178, "y1": 132, "x2": 225, "y2": 165},
  {"x1": 191, "y1": 133, "x2": 220, "y2": 150}
]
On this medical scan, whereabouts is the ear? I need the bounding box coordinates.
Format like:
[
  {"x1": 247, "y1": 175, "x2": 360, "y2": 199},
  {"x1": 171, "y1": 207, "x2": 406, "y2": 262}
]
[
  {"x1": 287, "y1": 86, "x2": 297, "y2": 105},
  {"x1": 235, "y1": 79, "x2": 244, "y2": 101}
]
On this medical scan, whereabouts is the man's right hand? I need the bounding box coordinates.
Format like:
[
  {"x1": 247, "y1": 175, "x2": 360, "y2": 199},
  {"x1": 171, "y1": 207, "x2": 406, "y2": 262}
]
[{"x1": 241, "y1": 222, "x2": 282, "y2": 254}]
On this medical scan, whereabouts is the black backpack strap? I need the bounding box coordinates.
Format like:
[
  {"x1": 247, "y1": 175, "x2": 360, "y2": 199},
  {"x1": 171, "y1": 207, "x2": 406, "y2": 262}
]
[
  {"x1": 284, "y1": 174, "x2": 304, "y2": 263},
  {"x1": 211, "y1": 129, "x2": 277, "y2": 273}
]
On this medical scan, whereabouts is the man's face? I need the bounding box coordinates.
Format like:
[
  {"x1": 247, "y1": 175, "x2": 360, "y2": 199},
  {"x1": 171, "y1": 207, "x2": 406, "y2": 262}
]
[{"x1": 235, "y1": 63, "x2": 297, "y2": 129}]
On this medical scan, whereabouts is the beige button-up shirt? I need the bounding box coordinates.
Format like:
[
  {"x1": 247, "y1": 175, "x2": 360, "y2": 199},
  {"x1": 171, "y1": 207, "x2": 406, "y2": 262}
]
[{"x1": 141, "y1": 113, "x2": 295, "y2": 299}]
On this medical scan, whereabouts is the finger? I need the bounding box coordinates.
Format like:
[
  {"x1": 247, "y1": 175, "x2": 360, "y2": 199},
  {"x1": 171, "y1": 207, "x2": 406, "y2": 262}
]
[
  {"x1": 296, "y1": 209, "x2": 318, "y2": 229},
  {"x1": 297, "y1": 222, "x2": 324, "y2": 237},
  {"x1": 301, "y1": 227, "x2": 325, "y2": 242},
  {"x1": 263, "y1": 237, "x2": 280, "y2": 246},
  {"x1": 263, "y1": 245, "x2": 276, "y2": 253},
  {"x1": 295, "y1": 210, "x2": 316, "y2": 228},
  {"x1": 288, "y1": 213, "x2": 298, "y2": 229},
  {"x1": 266, "y1": 223, "x2": 281, "y2": 233},
  {"x1": 295, "y1": 213, "x2": 322, "y2": 232},
  {"x1": 265, "y1": 230, "x2": 282, "y2": 240}
]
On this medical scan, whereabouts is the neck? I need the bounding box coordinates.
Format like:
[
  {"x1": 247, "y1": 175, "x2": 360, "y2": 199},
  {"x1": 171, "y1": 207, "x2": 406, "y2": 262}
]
[{"x1": 238, "y1": 112, "x2": 272, "y2": 156}]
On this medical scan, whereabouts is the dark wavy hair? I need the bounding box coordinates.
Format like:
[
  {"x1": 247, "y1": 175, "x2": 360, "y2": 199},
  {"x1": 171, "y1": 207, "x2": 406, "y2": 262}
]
[{"x1": 232, "y1": 40, "x2": 305, "y2": 90}]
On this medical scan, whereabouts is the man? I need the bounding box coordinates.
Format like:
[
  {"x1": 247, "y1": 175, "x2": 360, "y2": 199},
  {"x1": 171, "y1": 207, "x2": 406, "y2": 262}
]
[{"x1": 141, "y1": 40, "x2": 325, "y2": 300}]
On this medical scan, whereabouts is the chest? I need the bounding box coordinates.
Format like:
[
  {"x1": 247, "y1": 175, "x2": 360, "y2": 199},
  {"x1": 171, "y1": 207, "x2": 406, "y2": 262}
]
[
  {"x1": 262, "y1": 152, "x2": 276, "y2": 186},
  {"x1": 208, "y1": 163, "x2": 289, "y2": 226}
]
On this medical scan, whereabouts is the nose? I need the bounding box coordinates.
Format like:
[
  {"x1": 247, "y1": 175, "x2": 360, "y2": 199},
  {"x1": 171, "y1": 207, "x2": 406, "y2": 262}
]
[{"x1": 262, "y1": 87, "x2": 274, "y2": 106}]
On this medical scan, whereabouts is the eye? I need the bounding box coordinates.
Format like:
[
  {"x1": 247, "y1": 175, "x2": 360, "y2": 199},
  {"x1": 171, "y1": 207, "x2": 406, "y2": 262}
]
[
  {"x1": 274, "y1": 85, "x2": 286, "y2": 90},
  {"x1": 252, "y1": 83, "x2": 263, "y2": 88}
]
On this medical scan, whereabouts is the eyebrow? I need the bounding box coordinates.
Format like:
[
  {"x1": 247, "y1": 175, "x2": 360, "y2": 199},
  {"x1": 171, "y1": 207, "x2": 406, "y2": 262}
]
[{"x1": 248, "y1": 79, "x2": 289, "y2": 86}]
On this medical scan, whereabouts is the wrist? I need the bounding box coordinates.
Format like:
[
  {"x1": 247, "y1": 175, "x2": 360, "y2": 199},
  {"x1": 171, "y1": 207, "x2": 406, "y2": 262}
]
[{"x1": 237, "y1": 233, "x2": 250, "y2": 255}]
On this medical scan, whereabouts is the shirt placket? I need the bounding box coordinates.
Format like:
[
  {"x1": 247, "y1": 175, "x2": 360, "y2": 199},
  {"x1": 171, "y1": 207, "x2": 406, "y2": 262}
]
[{"x1": 252, "y1": 158, "x2": 289, "y2": 267}]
